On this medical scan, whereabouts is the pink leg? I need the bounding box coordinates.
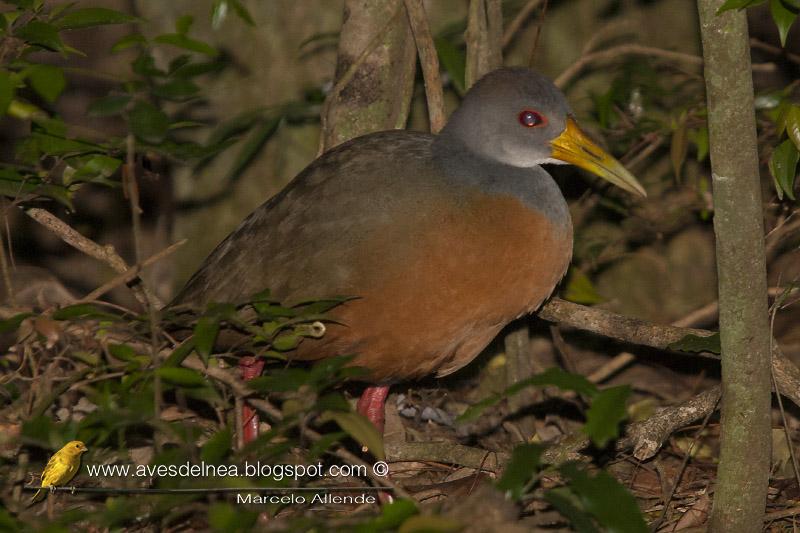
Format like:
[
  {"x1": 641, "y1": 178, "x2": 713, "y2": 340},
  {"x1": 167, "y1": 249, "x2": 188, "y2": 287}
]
[
  {"x1": 356, "y1": 385, "x2": 390, "y2": 434},
  {"x1": 239, "y1": 356, "x2": 265, "y2": 445}
]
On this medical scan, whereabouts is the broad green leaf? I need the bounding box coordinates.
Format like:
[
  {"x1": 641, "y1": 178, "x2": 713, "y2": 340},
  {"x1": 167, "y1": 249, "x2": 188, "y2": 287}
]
[
  {"x1": 564, "y1": 268, "x2": 603, "y2": 305},
  {"x1": 154, "y1": 33, "x2": 218, "y2": 56},
  {"x1": 544, "y1": 488, "x2": 601, "y2": 533},
  {"x1": 193, "y1": 315, "x2": 220, "y2": 361},
  {"x1": 108, "y1": 343, "x2": 137, "y2": 361},
  {"x1": 88, "y1": 94, "x2": 131, "y2": 117},
  {"x1": 717, "y1": 0, "x2": 767, "y2": 13},
  {"x1": 152, "y1": 78, "x2": 200, "y2": 101},
  {"x1": 769, "y1": 138, "x2": 799, "y2": 200},
  {"x1": 200, "y1": 428, "x2": 232, "y2": 463},
  {"x1": 128, "y1": 100, "x2": 170, "y2": 143},
  {"x1": 0, "y1": 70, "x2": 14, "y2": 117},
  {"x1": 583, "y1": 385, "x2": 631, "y2": 448},
  {"x1": 784, "y1": 104, "x2": 800, "y2": 152},
  {"x1": 688, "y1": 125, "x2": 709, "y2": 162},
  {"x1": 228, "y1": 0, "x2": 255, "y2": 25},
  {"x1": 355, "y1": 499, "x2": 417, "y2": 533},
  {"x1": 771, "y1": 0, "x2": 797, "y2": 46},
  {"x1": 157, "y1": 366, "x2": 208, "y2": 387},
  {"x1": 54, "y1": 7, "x2": 138, "y2": 30},
  {"x1": 496, "y1": 443, "x2": 545, "y2": 499},
  {"x1": 458, "y1": 367, "x2": 598, "y2": 422},
  {"x1": 248, "y1": 368, "x2": 310, "y2": 393},
  {"x1": 667, "y1": 332, "x2": 721, "y2": 354},
  {"x1": 14, "y1": 21, "x2": 63, "y2": 51},
  {"x1": 0, "y1": 171, "x2": 73, "y2": 209},
  {"x1": 27, "y1": 64, "x2": 66, "y2": 103},
  {"x1": 559, "y1": 463, "x2": 648, "y2": 533},
  {"x1": 322, "y1": 410, "x2": 385, "y2": 460},
  {"x1": 435, "y1": 37, "x2": 465, "y2": 95}
]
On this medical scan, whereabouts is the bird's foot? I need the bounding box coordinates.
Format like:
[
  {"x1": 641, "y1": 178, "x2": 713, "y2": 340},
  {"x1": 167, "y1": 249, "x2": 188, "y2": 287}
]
[
  {"x1": 356, "y1": 385, "x2": 390, "y2": 434},
  {"x1": 239, "y1": 356, "x2": 265, "y2": 445}
]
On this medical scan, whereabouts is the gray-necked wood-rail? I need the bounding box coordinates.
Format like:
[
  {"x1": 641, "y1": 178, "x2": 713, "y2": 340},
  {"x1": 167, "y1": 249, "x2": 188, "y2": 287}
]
[{"x1": 171, "y1": 67, "x2": 646, "y2": 443}]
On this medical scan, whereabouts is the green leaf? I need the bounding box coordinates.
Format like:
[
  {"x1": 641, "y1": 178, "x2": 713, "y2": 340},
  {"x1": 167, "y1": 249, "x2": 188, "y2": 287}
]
[
  {"x1": 583, "y1": 385, "x2": 631, "y2": 448},
  {"x1": 175, "y1": 14, "x2": 194, "y2": 35},
  {"x1": 458, "y1": 367, "x2": 598, "y2": 422},
  {"x1": 88, "y1": 94, "x2": 131, "y2": 117},
  {"x1": 784, "y1": 104, "x2": 800, "y2": 152},
  {"x1": 564, "y1": 268, "x2": 603, "y2": 305},
  {"x1": 0, "y1": 312, "x2": 33, "y2": 333},
  {"x1": 496, "y1": 443, "x2": 544, "y2": 499},
  {"x1": 163, "y1": 339, "x2": 195, "y2": 367},
  {"x1": 208, "y1": 502, "x2": 258, "y2": 532},
  {"x1": 128, "y1": 100, "x2": 170, "y2": 143},
  {"x1": 771, "y1": 0, "x2": 798, "y2": 46},
  {"x1": 154, "y1": 33, "x2": 218, "y2": 56},
  {"x1": 152, "y1": 78, "x2": 200, "y2": 101},
  {"x1": 52, "y1": 303, "x2": 119, "y2": 320},
  {"x1": 717, "y1": 0, "x2": 767, "y2": 13},
  {"x1": 157, "y1": 367, "x2": 207, "y2": 387},
  {"x1": 108, "y1": 343, "x2": 137, "y2": 361},
  {"x1": 65, "y1": 154, "x2": 122, "y2": 185},
  {"x1": 248, "y1": 368, "x2": 310, "y2": 393},
  {"x1": 14, "y1": 21, "x2": 63, "y2": 51},
  {"x1": 397, "y1": 515, "x2": 461, "y2": 533},
  {"x1": 559, "y1": 463, "x2": 648, "y2": 533},
  {"x1": 54, "y1": 7, "x2": 138, "y2": 30},
  {"x1": 111, "y1": 33, "x2": 146, "y2": 53},
  {"x1": 27, "y1": 64, "x2": 66, "y2": 103},
  {"x1": 435, "y1": 37, "x2": 465, "y2": 95},
  {"x1": 225, "y1": 117, "x2": 281, "y2": 183},
  {"x1": 201, "y1": 428, "x2": 232, "y2": 463},
  {"x1": 228, "y1": 0, "x2": 255, "y2": 26},
  {"x1": 0, "y1": 70, "x2": 14, "y2": 117},
  {"x1": 355, "y1": 499, "x2": 417, "y2": 533},
  {"x1": 670, "y1": 112, "x2": 688, "y2": 181},
  {"x1": 544, "y1": 488, "x2": 601, "y2": 533},
  {"x1": 769, "y1": 138, "x2": 799, "y2": 200},
  {"x1": 322, "y1": 411, "x2": 385, "y2": 460},
  {"x1": 688, "y1": 125, "x2": 709, "y2": 162},
  {"x1": 0, "y1": 170, "x2": 73, "y2": 209},
  {"x1": 193, "y1": 315, "x2": 220, "y2": 361},
  {"x1": 667, "y1": 332, "x2": 721, "y2": 354}
]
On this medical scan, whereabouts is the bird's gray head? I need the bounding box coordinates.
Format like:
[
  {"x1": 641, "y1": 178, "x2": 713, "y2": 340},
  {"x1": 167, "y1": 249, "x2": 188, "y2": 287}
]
[
  {"x1": 441, "y1": 67, "x2": 572, "y2": 168},
  {"x1": 439, "y1": 67, "x2": 647, "y2": 196}
]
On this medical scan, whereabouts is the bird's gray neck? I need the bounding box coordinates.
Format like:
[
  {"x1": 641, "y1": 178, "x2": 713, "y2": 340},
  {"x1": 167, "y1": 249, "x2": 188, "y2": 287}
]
[{"x1": 431, "y1": 134, "x2": 572, "y2": 233}]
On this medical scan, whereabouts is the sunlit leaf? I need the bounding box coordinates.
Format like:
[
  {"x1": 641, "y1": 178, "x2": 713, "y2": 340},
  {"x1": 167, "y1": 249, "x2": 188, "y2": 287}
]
[
  {"x1": 717, "y1": 0, "x2": 767, "y2": 14},
  {"x1": 784, "y1": 104, "x2": 800, "y2": 152},
  {"x1": 397, "y1": 515, "x2": 461, "y2": 533},
  {"x1": 564, "y1": 268, "x2": 603, "y2": 305}
]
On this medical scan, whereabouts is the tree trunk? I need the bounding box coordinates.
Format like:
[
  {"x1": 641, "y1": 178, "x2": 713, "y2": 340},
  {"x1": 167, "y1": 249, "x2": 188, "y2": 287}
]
[{"x1": 696, "y1": 2, "x2": 772, "y2": 530}]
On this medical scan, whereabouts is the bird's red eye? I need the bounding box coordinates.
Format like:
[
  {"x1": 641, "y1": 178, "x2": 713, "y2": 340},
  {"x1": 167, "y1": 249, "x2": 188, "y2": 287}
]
[{"x1": 518, "y1": 109, "x2": 546, "y2": 128}]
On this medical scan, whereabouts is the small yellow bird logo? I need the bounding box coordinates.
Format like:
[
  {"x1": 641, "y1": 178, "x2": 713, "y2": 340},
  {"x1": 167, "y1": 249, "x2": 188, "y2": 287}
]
[{"x1": 30, "y1": 440, "x2": 88, "y2": 503}]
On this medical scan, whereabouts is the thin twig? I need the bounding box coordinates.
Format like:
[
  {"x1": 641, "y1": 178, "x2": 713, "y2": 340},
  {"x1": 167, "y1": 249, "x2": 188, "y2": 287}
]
[
  {"x1": 76, "y1": 239, "x2": 186, "y2": 305},
  {"x1": 501, "y1": 0, "x2": 543, "y2": 49},
  {"x1": 403, "y1": 0, "x2": 446, "y2": 133}
]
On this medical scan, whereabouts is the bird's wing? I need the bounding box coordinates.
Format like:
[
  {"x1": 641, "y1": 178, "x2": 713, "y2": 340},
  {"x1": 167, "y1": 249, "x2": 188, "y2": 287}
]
[{"x1": 171, "y1": 131, "x2": 440, "y2": 308}]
